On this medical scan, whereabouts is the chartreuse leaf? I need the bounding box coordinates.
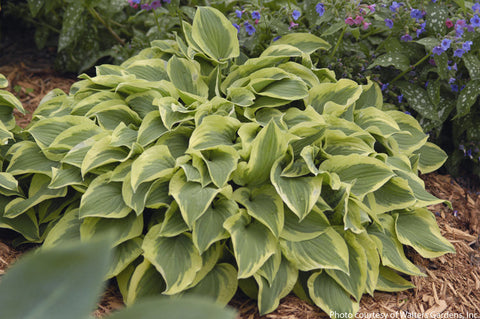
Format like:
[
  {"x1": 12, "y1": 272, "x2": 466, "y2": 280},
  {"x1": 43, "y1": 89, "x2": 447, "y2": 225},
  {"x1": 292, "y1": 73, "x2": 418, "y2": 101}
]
[
  {"x1": 270, "y1": 33, "x2": 330, "y2": 55},
  {"x1": 306, "y1": 79, "x2": 362, "y2": 115},
  {"x1": 167, "y1": 56, "x2": 208, "y2": 104},
  {"x1": 319, "y1": 155, "x2": 394, "y2": 199},
  {"x1": 80, "y1": 212, "x2": 143, "y2": 248},
  {"x1": 394, "y1": 208, "x2": 455, "y2": 258},
  {"x1": 0, "y1": 203, "x2": 39, "y2": 241},
  {"x1": 109, "y1": 296, "x2": 237, "y2": 319},
  {"x1": 159, "y1": 201, "x2": 189, "y2": 237},
  {"x1": 79, "y1": 173, "x2": 132, "y2": 219},
  {"x1": 326, "y1": 233, "x2": 367, "y2": 301},
  {"x1": 354, "y1": 107, "x2": 400, "y2": 137},
  {"x1": 356, "y1": 232, "x2": 379, "y2": 296},
  {"x1": 49, "y1": 164, "x2": 84, "y2": 189},
  {"x1": 223, "y1": 211, "x2": 277, "y2": 279},
  {"x1": 394, "y1": 170, "x2": 444, "y2": 207},
  {"x1": 191, "y1": 7, "x2": 239, "y2": 61},
  {"x1": 234, "y1": 121, "x2": 290, "y2": 186},
  {"x1": 188, "y1": 115, "x2": 240, "y2": 150},
  {"x1": 142, "y1": 225, "x2": 202, "y2": 295},
  {"x1": 413, "y1": 142, "x2": 447, "y2": 174},
  {"x1": 356, "y1": 80, "x2": 382, "y2": 109},
  {"x1": 131, "y1": 145, "x2": 176, "y2": 191},
  {"x1": 308, "y1": 271, "x2": 359, "y2": 318},
  {"x1": 169, "y1": 170, "x2": 221, "y2": 228},
  {"x1": 48, "y1": 123, "x2": 105, "y2": 154},
  {"x1": 192, "y1": 198, "x2": 238, "y2": 253},
  {"x1": 280, "y1": 227, "x2": 349, "y2": 273},
  {"x1": 254, "y1": 257, "x2": 298, "y2": 315},
  {"x1": 125, "y1": 90, "x2": 166, "y2": 119},
  {"x1": 191, "y1": 146, "x2": 239, "y2": 188},
  {"x1": 156, "y1": 97, "x2": 196, "y2": 130},
  {"x1": 281, "y1": 206, "x2": 330, "y2": 242},
  {"x1": 106, "y1": 238, "x2": 143, "y2": 279},
  {"x1": 0, "y1": 73, "x2": 8, "y2": 88},
  {"x1": 368, "y1": 214, "x2": 425, "y2": 276},
  {"x1": 43, "y1": 208, "x2": 81, "y2": 248},
  {"x1": 4, "y1": 174, "x2": 67, "y2": 218},
  {"x1": 372, "y1": 177, "x2": 416, "y2": 214},
  {"x1": 387, "y1": 110, "x2": 428, "y2": 154},
  {"x1": 81, "y1": 136, "x2": 130, "y2": 176},
  {"x1": 376, "y1": 265, "x2": 415, "y2": 292},
  {"x1": 0, "y1": 236, "x2": 112, "y2": 319},
  {"x1": 233, "y1": 185, "x2": 284, "y2": 238},
  {"x1": 125, "y1": 59, "x2": 169, "y2": 82},
  {"x1": 271, "y1": 156, "x2": 323, "y2": 220},
  {"x1": 7, "y1": 141, "x2": 59, "y2": 176},
  {"x1": 123, "y1": 260, "x2": 166, "y2": 305},
  {"x1": 0, "y1": 172, "x2": 21, "y2": 196},
  {"x1": 184, "y1": 263, "x2": 238, "y2": 306},
  {"x1": 137, "y1": 111, "x2": 168, "y2": 146}
]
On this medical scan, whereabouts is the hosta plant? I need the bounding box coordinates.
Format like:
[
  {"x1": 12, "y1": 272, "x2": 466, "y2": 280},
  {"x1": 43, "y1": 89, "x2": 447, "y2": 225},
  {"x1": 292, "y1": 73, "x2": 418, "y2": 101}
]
[{"x1": 0, "y1": 7, "x2": 455, "y2": 317}]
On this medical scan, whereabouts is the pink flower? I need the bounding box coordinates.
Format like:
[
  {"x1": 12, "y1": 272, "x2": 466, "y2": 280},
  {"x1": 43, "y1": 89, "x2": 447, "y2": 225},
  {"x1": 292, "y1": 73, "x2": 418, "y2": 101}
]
[
  {"x1": 289, "y1": 21, "x2": 299, "y2": 29},
  {"x1": 254, "y1": 19, "x2": 259, "y2": 24},
  {"x1": 446, "y1": 19, "x2": 454, "y2": 28},
  {"x1": 345, "y1": 17, "x2": 355, "y2": 25},
  {"x1": 362, "y1": 21, "x2": 372, "y2": 30},
  {"x1": 354, "y1": 15, "x2": 364, "y2": 24},
  {"x1": 368, "y1": 4, "x2": 376, "y2": 12}
]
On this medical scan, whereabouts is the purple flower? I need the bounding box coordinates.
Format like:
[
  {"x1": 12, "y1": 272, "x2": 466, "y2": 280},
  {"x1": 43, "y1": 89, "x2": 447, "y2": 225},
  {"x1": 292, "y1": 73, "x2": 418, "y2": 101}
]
[
  {"x1": 251, "y1": 11, "x2": 261, "y2": 20},
  {"x1": 141, "y1": 3, "x2": 151, "y2": 10},
  {"x1": 441, "y1": 38, "x2": 451, "y2": 50},
  {"x1": 410, "y1": 8, "x2": 423, "y2": 19},
  {"x1": 401, "y1": 34, "x2": 412, "y2": 42},
  {"x1": 244, "y1": 21, "x2": 256, "y2": 35},
  {"x1": 463, "y1": 40, "x2": 473, "y2": 51},
  {"x1": 316, "y1": 3, "x2": 325, "y2": 17},
  {"x1": 345, "y1": 17, "x2": 355, "y2": 25},
  {"x1": 390, "y1": 1, "x2": 402, "y2": 12},
  {"x1": 292, "y1": 9, "x2": 301, "y2": 21},
  {"x1": 368, "y1": 4, "x2": 376, "y2": 12},
  {"x1": 417, "y1": 22, "x2": 426, "y2": 37},
  {"x1": 163, "y1": 0, "x2": 170, "y2": 3},
  {"x1": 432, "y1": 46, "x2": 445, "y2": 55},
  {"x1": 150, "y1": 0, "x2": 161, "y2": 9},
  {"x1": 385, "y1": 18, "x2": 394, "y2": 28},
  {"x1": 449, "y1": 78, "x2": 456, "y2": 84},
  {"x1": 398, "y1": 94, "x2": 403, "y2": 103},
  {"x1": 473, "y1": 2, "x2": 480, "y2": 12},
  {"x1": 459, "y1": 144, "x2": 465, "y2": 151},
  {"x1": 232, "y1": 23, "x2": 240, "y2": 32},
  {"x1": 454, "y1": 49, "x2": 465, "y2": 57},
  {"x1": 455, "y1": 24, "x2": 465, "y2": 37},
  {"x1": 381, "y1": 83, "x2": 389, "y2": 91},
  {"x1": 404, "y1": 111, "x2": 411, "y2": 115},
  {"x1": 131, "y1": 0, "x2": 140, "y2": 3},
  {"x1": 273, "y1": 36, "x2": 281, "y2": 41},
  {"x1": 471, "y1": 14, "x2": 480, "y2": 27},
  {"x1": 235, "y1": 10, "x2": 243, "y2": 18},
  {"x1": 451, "y1": 84, "x2": 459, "y2": 92}
]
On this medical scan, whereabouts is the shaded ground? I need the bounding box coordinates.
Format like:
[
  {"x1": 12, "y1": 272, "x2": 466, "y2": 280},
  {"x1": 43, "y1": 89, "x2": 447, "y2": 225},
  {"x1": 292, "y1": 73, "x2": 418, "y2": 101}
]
[{"x1": 0, "y1": 52, "x2": 479, "y2": 319}]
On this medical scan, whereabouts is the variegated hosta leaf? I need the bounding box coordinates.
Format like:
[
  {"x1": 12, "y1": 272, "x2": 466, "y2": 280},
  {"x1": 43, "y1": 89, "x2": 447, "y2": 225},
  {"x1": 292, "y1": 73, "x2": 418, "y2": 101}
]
[
  {"x1": 169, "y1": 170, "x2": 221, "y2": 228},
  {"x1": 43, "y1": 208, "x2": 81, "y2": 248},
  {"x1": 367, "y1": 214, "x2": 425, "y2": 276},
  {"x1": 155, "y1": 97, "x2": 196, "y2": 131},
  {"x1": 280, "y1": 206, "x2": 330, "y2": 242},
  {"x1": 376, "y1": 265, "x2": 415, "y2": 292},
  {"x1": 0, "y1": 202, "x2": 39, "y2": 241},
  {"x1": 248, "y1": 68, "x2": 309, "y2": 101},
  {"x1": 142, "y1": 225, "x2": 202, "y2": 295},
  {"x1": 106, "y1": 238, "x2": 143, "y2": 279},
  {"x1": 79, "y1": 173, "x2": 132, "y2": 219},
  {"x1": 125, "y1": 90, "x2": 166, "y2": 119},
  {"x1": 184, "y1": 263, "x2": 238, "y2": 305},
  {"x1": 123, "y1": 260, "x2": 166, "y2": 305},
  {"x1": 308, "y1": 271, "x2": 359, "y2": 318},
  {"x1": 355, "y1": 232, "x2": 380, "y2": 296},
  {"x1": 354, "y1": 107, "x2": 400, "y2": 138},
  {"x1": 319, "y1": 154, "x2": 394, "y2": 199},
  {"x1": 84, "y1": 101, "x2": 142, "y2": 131},
  {"x1": 167, "y1": 56, "x2": 208, "y2": 104},
  {"x1": 48, "y1": 123, "x2": 105, "y2": 156},
  {"x1": 159, "y1": 201, "x2": 189, "y2": 237},
  {"x1": 394, "y1": 170, "x2": 445, "y2": 207},
  {"x1": 270, "y1": 33, "x2": 331, "y2": 55},
  {"x1": 81, "y1": 136, "x2": 131, "y2": 176},
  {"x1": 413, "y1": 142, "x2": 447, "y2": 174},
  {"x1": 271, "y1": 156, "x2": 323, "y2": 220},
  {"x1": 280, "y1": 227, "x2": 349, "y2": 273},
  {"x1": 386, "y1": 111, "x2": 428, "y2": 154},
  {"x1": 191, "y1": 7, "x2": 239, "y2": 62},
  {"x1": 4, "y1": 174, "x2": 67, "y2": 218},
  {"x1": 192, "y1": 146, "x2": 239, "y2": 188},
  {"x1": 0, "y1": 172, "x2": 21, "y2": 196},
  {"x1": 223, "y1": 211, "x2": 277, "y2": 279},
  {"x1": 192, "y1": 197, "x2": 238, "y2": 254},
  {"x1": 6, "y1": 141, "x2": 60, "y2": 176},
  {"x1": 232, "y1": 185, "x2": 284, "y2": 238},
  {"x1": 306, "y1": 79, "x2": 362, "y2": 115},
  {"x1": 394, "y1": 208, "x2": 455, "y2": 258},
  {"x1": 49, "y1": 165, "x2": 84, "y2": 189},
  {"x1": 80, "y1": 212, "x2": 143, "y2": 247},
  {"x1": 256, "y1": 246, "x2": 282, "y2": 286},
  {"x1": 254, "y1": 257, "x2": 298, "y2": 315},
  {"x1": 130, "y1": 144, "x2": 176, "y2": 191},
  {"x1": 356, "y1": 80, "x2": 383, "y2": 109},
  {"x1": 136, "y1": 111, "x2": 168, "y2": 146},
  {"x1": 156, "y1": 126, "x2": 192, "y2": 159},
  {"x1": 372, "y1": 177, "x2": 416, "y2": 214},
  {"x1": 125, "y1": 59, "x2": 169, "y2": 82},
  {"x1": 188, "y1": 115, "x2": 240, "y2": 151}
]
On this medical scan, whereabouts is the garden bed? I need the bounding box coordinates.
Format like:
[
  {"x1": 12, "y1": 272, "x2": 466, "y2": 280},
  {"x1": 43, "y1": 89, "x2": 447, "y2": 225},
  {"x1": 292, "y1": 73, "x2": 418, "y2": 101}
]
[{"x1": 0, "y1": 62, "x2": 479, "y2": 318}]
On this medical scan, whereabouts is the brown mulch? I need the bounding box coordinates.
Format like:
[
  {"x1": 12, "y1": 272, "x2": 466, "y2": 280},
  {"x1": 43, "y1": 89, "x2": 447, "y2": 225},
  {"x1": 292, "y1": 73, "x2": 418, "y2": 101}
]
[{"x1": 0, "y1": 63, "x2": 479, "y2": 319}]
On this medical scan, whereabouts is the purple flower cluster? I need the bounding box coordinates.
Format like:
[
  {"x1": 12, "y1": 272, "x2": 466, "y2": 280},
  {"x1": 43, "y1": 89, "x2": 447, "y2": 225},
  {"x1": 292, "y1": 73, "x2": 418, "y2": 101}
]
[
  {"x1": 232, "y1": 8, "x2": 260, "y2": 36},
  {"x1": 128, "y1": 0, "x2": 169, "y2": 10}
]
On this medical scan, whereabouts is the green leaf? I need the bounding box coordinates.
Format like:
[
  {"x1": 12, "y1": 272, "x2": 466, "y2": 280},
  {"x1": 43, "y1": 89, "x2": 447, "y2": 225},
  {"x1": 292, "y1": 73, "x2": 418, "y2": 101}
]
[
  {"x1": 167, "y1": 56, "x2": 208, "y2": 103},
  {"x1": 137, "y1": 111, "x2": 168, "y2": 146},
  {"x1": 455, "y1": 80, "x2": 480, "y2": 118},
  {"x1": 308, "y1": 271, "x2": 359, "y2": 318},
  {"x1": 307, "y1": 79, "x2": 362, "y2": 115},
  {"x1": 6, "y1": 141, "x2": 59, "y2": 176},
  {"x1": 159, "y1": 201, "x2": 189, "y2": 237},
  {"x1": 413, "y1": 142, "x2": 447, "y2": 174},
  {"x1": 223, "y1": 211, "x2": 277, "y2": 278},
  {"x1": 191, "y1": 7, "x2": 240, "y2": 61},
  {"x1": 0, "y1": 238, "x2": 111, "y2": 319},
  {"x1": 0, "y1": 205, "x2": 39, "y2": 241},
  {"x1": 43, "y1": 208, "x2": 81, "y2": 248},
  {"x1": 425, "y1": 4, "x2": 448, "y2": 35},
  {"x1": 123, "y1": 260, "x2": 166, "y2": 305},
  {"x1": 192, "y1": 198, "x2": 238, "y2": 254},
  {"x1": 233, "y1": 185, "x2": 284, "y2": 238},
  {"x1": 192, "y1": 146, "x2": 239, "y2": 188},
  {"x1": 372, "y1": 177, "x2": 416, "y2": 214},
  {"x1": 184, "y1": 263, "x2": 238, "y2": 306},
  {"x1": 106, "y1": 238, "x2": 143, "y2": 279},
  {"x1": 369, "y1": 52, "x2": 410, "y2": 71},
  {"x1": 49, "y1": 164, "x2": 84, "y2": 189},
  {"x1": 188, "y1": 115, "x2": 240, "y2": 150},
  {"x1": 270, "y1": 33, "x2": 331, "y2": 55},
  {"x1": 397, "y1": 82, "x2": 440, "y2": 121},
  {"x1": 280, "y1": 206, "x2": 330, "y2": 242},
  {"x1": 108, "y1": 296, "x2": 237, "y2": 319},
  {"x1": 79, "y1": 173, "x2": 132, "y2": 218},
  {"x1": 81, "y1": 136, "x2": 130, "y2": 176},
  {"x1": 280, "y1": 227, "x2": 349, "y2": 273},
  {"x1": 58, "y1": 1, "x2": 85, "y2": 52},
  {"x1": 415, "y1": 37, "x2": 440, "y2": 51},
  {"x1": 462, "y1": 53, "x2": 480, "y2": 80},
  {"x1": 169, "y1": 170, "x2": 221, "y2": 228},
  {"x1": 0, "y1": 172, "x2": 21, "y2": 196},
  {"x1": 434, "y1": 52, "x2": 449, "y2": 80},
  {"x1": 376, "y1": 265, "x2": 415, "y2": 292},
  {"x1": 131, "y1": 145, "x2": 176, "y2": 191},
  {"x1": 142, "y1": 227, "x2": 202, "y2": 295},
  {"x1": 254, "y1": 257, "x2": 298, "y2": 315},
  {"x1": 395, "y1": 208, "x2": 455, "y2": 258},
  {"x1": 0, "y1": 74, "x2": 8, "y2": 88}
]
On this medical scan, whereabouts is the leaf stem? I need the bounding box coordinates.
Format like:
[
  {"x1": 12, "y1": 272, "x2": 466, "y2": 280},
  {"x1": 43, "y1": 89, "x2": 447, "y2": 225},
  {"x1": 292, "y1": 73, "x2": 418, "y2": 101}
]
[
  {"x1": 390, "y1": 52, "x2": 431, "y2": 85},
  {"x1": 87, "y1": 6, "x2": 125, "y2": 46},
  {"x1": 329, "y1": 26, "x2": 346, "y2": 58}
]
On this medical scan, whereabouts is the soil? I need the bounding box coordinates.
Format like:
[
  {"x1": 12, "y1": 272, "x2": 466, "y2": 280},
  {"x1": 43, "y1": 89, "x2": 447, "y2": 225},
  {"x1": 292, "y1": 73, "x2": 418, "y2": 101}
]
[{"x1": 1, "y1": 33, "x2": 480, "y2": 319}]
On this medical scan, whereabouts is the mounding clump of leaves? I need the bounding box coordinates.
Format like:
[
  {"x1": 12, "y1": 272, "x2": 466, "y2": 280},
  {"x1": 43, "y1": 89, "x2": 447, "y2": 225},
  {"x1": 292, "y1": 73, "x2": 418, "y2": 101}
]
[{"x1": 0, "y1": 7, "x2": 454, "y2": 317}]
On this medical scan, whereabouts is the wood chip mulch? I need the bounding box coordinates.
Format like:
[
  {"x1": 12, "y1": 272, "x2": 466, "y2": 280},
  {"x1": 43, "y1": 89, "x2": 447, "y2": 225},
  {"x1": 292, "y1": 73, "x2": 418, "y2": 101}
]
[{"x1": 0, "y1": 63, "x2": 479, "y2": 319}]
